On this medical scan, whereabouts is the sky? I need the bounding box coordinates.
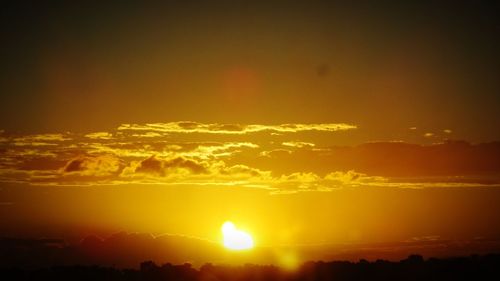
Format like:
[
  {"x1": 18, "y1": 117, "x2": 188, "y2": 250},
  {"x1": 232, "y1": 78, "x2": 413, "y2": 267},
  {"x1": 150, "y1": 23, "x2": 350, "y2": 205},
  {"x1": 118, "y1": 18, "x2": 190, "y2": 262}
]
[{"x1": 1, "y1": 0, "x2": 500, "y2": 269}]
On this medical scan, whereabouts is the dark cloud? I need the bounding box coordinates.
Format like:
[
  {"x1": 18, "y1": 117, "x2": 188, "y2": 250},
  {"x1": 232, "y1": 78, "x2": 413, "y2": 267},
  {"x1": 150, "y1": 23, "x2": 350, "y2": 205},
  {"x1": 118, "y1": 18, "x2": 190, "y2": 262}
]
[
  {"x1": 134, "y1": 156, "x2": 207, "y2": 176},
  {"x1": 64, "y1": 158, "x2": 85, "y2": 172},
  {"x1": 177, "y1": 121, "x2": 201, "y2": 130},
  {"x1": 18, "y1": 157, "x2": 67, "y2": 171},
  {"x1": 248, "y1": 140, "x2": 500, "y2": 179},
  {"x1": 60, "y1": 155, "x2": 123, "y2": 178},
  {"x1": 135, "y1": 156, "x2": 162, "y2": 175}
]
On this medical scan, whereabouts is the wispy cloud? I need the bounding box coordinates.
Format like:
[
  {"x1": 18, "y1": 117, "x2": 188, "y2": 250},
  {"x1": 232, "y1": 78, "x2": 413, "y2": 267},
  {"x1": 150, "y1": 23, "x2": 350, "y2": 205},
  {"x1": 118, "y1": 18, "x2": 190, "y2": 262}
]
[
  {"x1": 282, "y1": 141, "x2": 315, "y2": 148},
  {"x1": 84, "y1": 132, "x2": 113, "y2": 140},
  {"x1": 117, "y1": 122, "x2": 357, "y2": 135},
  {"x1": 14, "y1": 133, "x2": 72, "y2": 142}
]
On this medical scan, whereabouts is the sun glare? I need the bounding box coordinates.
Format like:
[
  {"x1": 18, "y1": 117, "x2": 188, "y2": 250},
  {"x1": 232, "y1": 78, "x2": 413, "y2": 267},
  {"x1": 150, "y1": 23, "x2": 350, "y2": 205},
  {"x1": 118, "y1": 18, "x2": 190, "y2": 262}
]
[{"x1": 221, "y1": 221, "x2": 254, "y2": 250}]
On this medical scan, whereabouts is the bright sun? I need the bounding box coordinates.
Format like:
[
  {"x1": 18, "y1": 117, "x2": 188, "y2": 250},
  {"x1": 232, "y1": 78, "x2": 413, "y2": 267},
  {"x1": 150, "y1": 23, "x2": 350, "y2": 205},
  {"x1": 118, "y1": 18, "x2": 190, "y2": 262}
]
[{"x1": 221, "y1": 221, "x2": 254, "y2": 250}]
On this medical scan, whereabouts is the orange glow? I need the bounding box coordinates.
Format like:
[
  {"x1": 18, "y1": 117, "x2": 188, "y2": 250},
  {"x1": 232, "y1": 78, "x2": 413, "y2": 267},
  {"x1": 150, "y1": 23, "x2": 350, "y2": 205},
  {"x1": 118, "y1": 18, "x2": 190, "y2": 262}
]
[{"x1": 2, "y1": 1, "x2": 500, "y2": 272}]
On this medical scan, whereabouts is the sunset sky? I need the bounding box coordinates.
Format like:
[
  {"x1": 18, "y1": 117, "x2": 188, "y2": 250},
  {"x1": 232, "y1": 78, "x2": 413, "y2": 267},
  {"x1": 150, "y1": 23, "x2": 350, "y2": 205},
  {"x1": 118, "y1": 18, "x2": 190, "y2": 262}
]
[{"x1": 1, "y1": 0, "x2": 500, "y2": 268}]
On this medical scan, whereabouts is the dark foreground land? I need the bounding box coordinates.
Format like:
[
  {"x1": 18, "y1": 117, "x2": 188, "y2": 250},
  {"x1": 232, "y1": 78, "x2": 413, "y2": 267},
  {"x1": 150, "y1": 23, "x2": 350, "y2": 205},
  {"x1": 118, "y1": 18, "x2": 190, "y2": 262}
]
[{"x1": 2, "y1": 254, "x2": 500, "y2": 281}]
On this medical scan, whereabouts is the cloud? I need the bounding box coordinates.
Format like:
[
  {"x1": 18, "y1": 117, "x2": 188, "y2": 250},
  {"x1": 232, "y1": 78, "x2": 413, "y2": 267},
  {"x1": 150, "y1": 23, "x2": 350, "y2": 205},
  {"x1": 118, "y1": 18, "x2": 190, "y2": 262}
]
[
  {"x1": 120, "y1": 155, "x2": 270, "y2": 185},
  {"x1": 14, "y1": 133, "x2": 71, "y2": 142},
  {"x1": 84, "y1": 132, "x2": 113, "y2": 140},
  {"x1": 249, "y1": 140, "x2": 500, "y2": 179},
  {"x1": 274, "y1": 172, "x2": 324, "y2": 192},
  {"x1": 117, "y1": 122, "x2": 357, "y2": 135},
  {"x1": 324, "y1": 170, "x2": 387, "y2": 185},
  {"x1": 83, "y1": 141, "x2": 259, "y2": 160},
  {"x1": 282, "y1": 141, "x2": 315, "y2": 148},
  {"x1": 259, "y1": 149, "x2": 292, "y2": 158},
  {"x1": 219, "y1": 164, "x2": 270, "y2": 178},
  {"x1": 181, "y1": 142, "x2": 259, "y2": 160},
  {"x1": 114, "y1": 156, "x2": 390, "y2": 193},
  {"x1": 1, "y1": 123, "x2": 500, "y2": 189},
  {"x1": 131, "y1": 132, "x2": 164, "y2": 138},
  {"x1": 10, "y1": 133, "x2": 72, "y2": 147},
  {"x1": 271, "y1": 171, "x2": 388, "y2": 193},
  {"x1": 62, "y1": 155, "x2": 123, "y2": 177},
  {"x1": 123, "y1": 155, "x2": 208, "y2": 177}
]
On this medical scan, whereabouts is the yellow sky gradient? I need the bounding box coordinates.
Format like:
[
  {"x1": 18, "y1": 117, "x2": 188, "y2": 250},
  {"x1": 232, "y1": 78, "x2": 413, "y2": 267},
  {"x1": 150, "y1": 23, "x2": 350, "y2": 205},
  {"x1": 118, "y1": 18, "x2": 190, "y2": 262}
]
[{"x1": 1, "y1": 121, "x2": 500, "y2": 266}]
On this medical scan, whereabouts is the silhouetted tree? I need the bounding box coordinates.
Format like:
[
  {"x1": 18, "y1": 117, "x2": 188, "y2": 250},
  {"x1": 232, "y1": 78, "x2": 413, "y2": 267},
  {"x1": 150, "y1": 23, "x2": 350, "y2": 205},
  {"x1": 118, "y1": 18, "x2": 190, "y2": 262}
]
[{"x1": 1, "y1": 254, "x2": 500, "y2": 281}]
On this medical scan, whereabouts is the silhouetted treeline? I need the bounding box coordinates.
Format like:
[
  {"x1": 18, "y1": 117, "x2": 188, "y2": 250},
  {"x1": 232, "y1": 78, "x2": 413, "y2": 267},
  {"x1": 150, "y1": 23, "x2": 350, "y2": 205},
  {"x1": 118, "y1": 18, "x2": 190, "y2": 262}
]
[{"x1": 2, "y1": 254, "x2": 500, "y2": 281}]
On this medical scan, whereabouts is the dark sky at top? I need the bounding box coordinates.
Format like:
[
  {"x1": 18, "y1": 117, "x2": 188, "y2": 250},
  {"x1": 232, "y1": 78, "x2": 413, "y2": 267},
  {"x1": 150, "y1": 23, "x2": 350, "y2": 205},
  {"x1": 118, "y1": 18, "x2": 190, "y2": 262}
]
[{"x1": 1, "y1": 0, "x2": 499, "y2": 143}]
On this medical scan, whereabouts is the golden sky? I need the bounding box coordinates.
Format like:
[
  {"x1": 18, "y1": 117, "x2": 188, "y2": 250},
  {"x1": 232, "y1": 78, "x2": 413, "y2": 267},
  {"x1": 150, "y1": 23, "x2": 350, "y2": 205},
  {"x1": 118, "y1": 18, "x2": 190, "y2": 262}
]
[
  {"x1": 1, "y1": 121, "x2": 500, "y2": 266},
  {"x1": 1, "y1": 0, "x2": 500, "y2": 268}
]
